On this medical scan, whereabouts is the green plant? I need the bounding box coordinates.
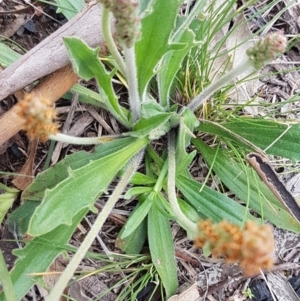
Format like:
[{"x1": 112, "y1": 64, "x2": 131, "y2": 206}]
[
  {"x1": 243, "y1": 287, "x2": 255, "y2": 299},
  {"x1": 1, "y1": 0, "x2": 300, "y2": 300}
]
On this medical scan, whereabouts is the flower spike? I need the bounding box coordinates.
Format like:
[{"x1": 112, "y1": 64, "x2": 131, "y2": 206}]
[
  {"x1": 247, "y1": 31, "x2": 287, "y2": 70},
  {"x1": 195, "y1": 220, "x2": 274, "y2": 276},
  {"x1": 15, "y1": 93, "x2": 59, "y2": 142}
]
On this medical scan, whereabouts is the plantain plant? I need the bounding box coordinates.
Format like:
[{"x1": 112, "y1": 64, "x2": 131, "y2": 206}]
[{"x1": 1, "y1": 0, "x2": 300, "y2": 300}]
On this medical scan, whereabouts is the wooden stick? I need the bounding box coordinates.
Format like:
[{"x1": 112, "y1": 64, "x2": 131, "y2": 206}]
[
  {"x1": 0, "y1": 65, "x2": 78, "y2": 145},
  {"x1": 0, "y1": 1, "x2": 111, "y2": 102},
  {"x1": 0, "y1": 1, "x2": 116, "y2": 145}
]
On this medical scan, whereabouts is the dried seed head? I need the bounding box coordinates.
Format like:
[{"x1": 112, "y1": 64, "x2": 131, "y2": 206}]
[
  {"x1": 195, "y1": 220, "x2": 274, "y2": 276},
  {"x1": 15, "y1": 93, "x2": 59, "y2": 142},
  {"x1": 247, "y1": 31, "x2": 287, "y2": 70}
]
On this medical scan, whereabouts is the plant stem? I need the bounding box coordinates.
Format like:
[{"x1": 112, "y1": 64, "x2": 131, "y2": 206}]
[
  {"x1": 168, "y1": 130, "x2": 198, "y2": 237},
  {"x1": 187, "y1": 59, "x2": 254, "y2": 112},
  {"x1": 46, "y1": 150, "x2": 144, "y2": 301},
  {"x1": 0, "y1": 249, "x2": 16, "y2": 301},
  {"x1": 123, "y1": 45, "x2": 141, "y2": 123},
  {"x1": 101, "y1": 5, "x2": 126, "y2": 75},
  {"x1": 49, "y1": 133, "x2": 123, "y2": 145}
]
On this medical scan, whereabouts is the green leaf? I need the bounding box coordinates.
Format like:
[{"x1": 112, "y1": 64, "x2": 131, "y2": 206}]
[
  {"x1": 200, "y1": 119, "x2": 300, "y2": 161},
  {"x1": 8, "y1": 201, "x2": 39, "y2": 236},
  {"x1": 64, "y1": 37, "x2": 129, "y2": 127},
  {"x1": 135, "y1": 0, "x2": 184, "y2": 97},
  {"x1": 69, "y1": 83, "x2": 107, "y2": 107},
  {"x1": 124, "y1": 186, "x2": 153, "y2": 199},
  {"x1": 69, "y1": 84, "x2": 130, "y2": 116},
  {"x1": 129, "y1": 113, "x2": 172, "y2": 138},
  {"x1": 130, "y1": 172, "x2": 156, "y2": 185},
  {"x1": 55, "y1": 0, "x2": 85, "y2": 20},
  {"x1": 121, "y1": 194, "x2": 153, "y2": 238},
  {"x1": 176, "y1": 107, "x2": 199, "y2": 164},
  {"x1": 139, "y1": 0, "x2": 155, "y2": 15},
  {"x1": 28, "y1": 138, "x2": 148, "y2": 236},
  {"x1": 0, "y1": 209, "x2": 88, "y2": 301},
  {"x1": 116, "y1": 204, "x2": 147, "y2": 254},
  {"x1": 158, "y1": 25, "x2": 198, "y2": 106},
  {"x1": 0, "y1": 42, "x2": 21, "y2": 67},
  {"x1": 0, "y1": 249, "x2": 16, "y2": 301},
  {"x1": 148, "y1": 198, "x2": 178, "y2": 298},
  {"x1": 23, "y1": 137, "x2": 138, "y2": 201},
  {"x1": 0, "y1": 192, "x2": 17, "y2": 224},
  {"x1": 176, "y1": 175, "x2": 258, "y2": 225},
  {"x1": 178, "y1": 197, "x2": 199, "y2": 223},
  {"x1": 176, "y1": 151, "x2": 196, "y2": 175},
  {"x1": 192, "y1": 138, "x2": 300, "y2": 233}
]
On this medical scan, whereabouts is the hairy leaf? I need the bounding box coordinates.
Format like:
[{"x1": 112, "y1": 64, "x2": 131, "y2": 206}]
[
  {"x1": 158, "y1": 23, "x2": 198, "y2": 106},
  {"x1": 176, "y1": 175, "x2": 258, "y2": 225},
  {"x1": 0, "y1": 209, "x2": 88, "y2": 301},
  {"x1": 64, "y1": 37, "x2": 129, "y2": 127},
  {"x1": 121, "y1": 194, "x2": 153, "y2": 239},
  {"x1": 193, "y1": 138, "x2": 300, "y2": 233},
  {"x1": 148, "y1": 197, "x2": 178, "y2": 298},
  {"x1": 135, "y1": 0, "x2": 184, "y2": 97},
  {"x1": 116, "y1": 205, "x2": 147, "y2": 254},
  {"x1": 130, "y1": 172, "x2": 156, "y2": 185},
  {"x1": 130, "y1": 113, "x2": 172, "y2": 138},
  {"x1": 199, "y1": 119, "x2": 300, "y2": 161},
  {"x1": 124, "y1": 186, "x2": 153, "y2": 199},
  {"x1": 28, "y1": 138, "x2": 148, "y2": 236},
  {"x1": 23, "y1": 137, "x2": 138, "y2": 201}
]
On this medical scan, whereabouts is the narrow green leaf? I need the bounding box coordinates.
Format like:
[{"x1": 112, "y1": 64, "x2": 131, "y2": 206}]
[
  {"x1": 0, "y1": 209, "x2": 88, "y2": 301},
  {"x1": 28, "y1": 138, "x2": 148, "y2": 236},
  {"x1": 0, "y1": 193, "x2": 17, "y2": 224},
  {"x1": 116, "y1": 205, "x2": 147, "y2": 254},
  {"x1": 69, "y1": 83, "x2": 107, "y2": 107},
  {"x1": 64, "y1": 37, "x2": 129, "y2": 127},
  {"x1": 69, "y1": 84, "x2": 130, "y2": 117},
  {"x1": 23, "y1": 137, "x2": 138, "y2": 201},
  {"x1": 176, "y1": 175, "x2": 258, "y2": 225},
  {"x1": 121, "y1": 195, "x2": 153, "y2": 239},
  {"x1": 178, "y1": 197, "x2": 199, "y2": 223},
  {"x1": 158, "y1": 26, "x2": 197, "y2": 106},
  {"x1": 148, "y1": 198, "x2": 178, "y2": 298},
  {"x1": 200, "y1": 119, "x2": 300, "y2": 161},
  {"x1": 192, "y1": 138, "x2": 300, "y2": 233},
  {"x1": 130, "y1": 113, "x2": 172, "y2": 138},
  {"x1": 124, "y1": 186, "x2": 153, "y2": 199},
  {"x1": 0, "y1": 248, "x2": 16, "y2": 301},
  {"x1": 130, "y1": 172, "x2": 156, "y2": 185},
  {"x1": 135, "y1": 0, "x2": 184, "y2": 96},
  {"x1": 0, "y1": 42, "x2": 21, "y2": 67}
]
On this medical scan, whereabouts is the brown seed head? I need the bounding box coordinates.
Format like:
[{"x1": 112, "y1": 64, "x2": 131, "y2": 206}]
[{"x1": 15, "y1": 93, "x2": 59, "y2": 142}]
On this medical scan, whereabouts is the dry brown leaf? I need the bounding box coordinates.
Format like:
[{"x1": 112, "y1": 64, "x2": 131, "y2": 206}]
[{"x1": 0, "y1": 14, "x2": 27, "y2": 38}]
